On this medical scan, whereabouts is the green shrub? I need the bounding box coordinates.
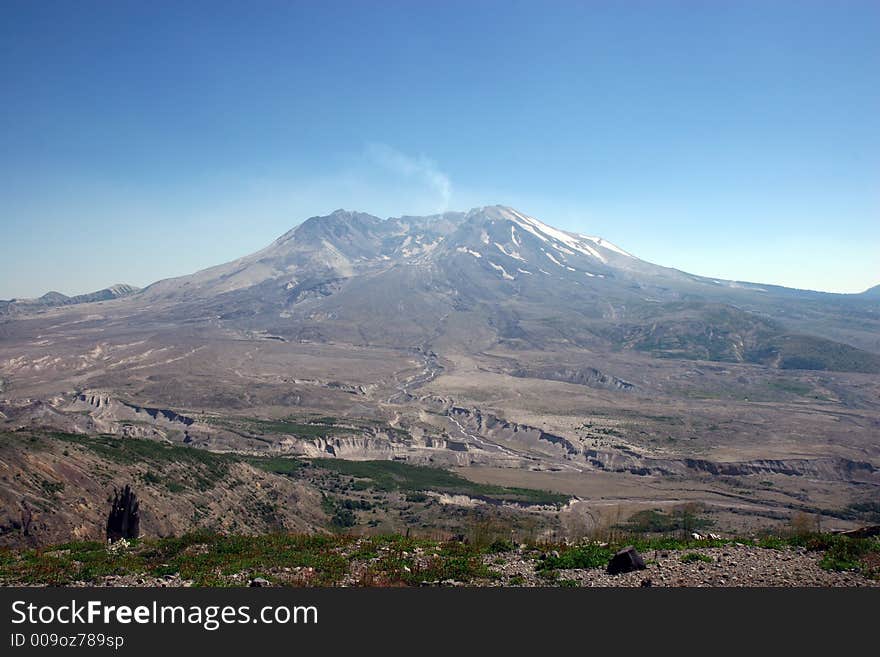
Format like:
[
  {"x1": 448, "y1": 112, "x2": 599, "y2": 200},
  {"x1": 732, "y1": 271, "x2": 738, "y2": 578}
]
[
  {"x1": 314, "y1": 459, "x2": 568, "y2": 506},
  {"x1": 680, "y1": 552, "x2": 713, "y2": 564},
  {"x1": 538, "y1": 544, "x2": 615, "y2": 570}
]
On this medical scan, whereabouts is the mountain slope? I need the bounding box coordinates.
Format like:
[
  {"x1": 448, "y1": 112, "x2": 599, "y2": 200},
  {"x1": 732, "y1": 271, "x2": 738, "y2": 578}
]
[{"x1": 112, "y1": 205, "x2": 879, "y2": 373}]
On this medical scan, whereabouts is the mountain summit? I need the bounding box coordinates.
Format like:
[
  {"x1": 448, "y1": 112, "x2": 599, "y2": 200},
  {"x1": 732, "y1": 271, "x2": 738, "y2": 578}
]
[{"x1": 141, "y1": 205, "x2": 678, "y2": 301}]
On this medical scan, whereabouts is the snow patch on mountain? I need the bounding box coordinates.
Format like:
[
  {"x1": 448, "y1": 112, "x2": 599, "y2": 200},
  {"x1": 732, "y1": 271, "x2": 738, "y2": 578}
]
[
  {"x1": 502, "y1": 208, "x2": 606, "y2": 262},
  {"x1": 494, "y1": 243, "x2": 525, "y2": 261},
  {"x1": 488, "y1": 262, "x2": 515, "y2": 280},
  {"x1": 544, "y1": 251, "x2": 564, "y2": 267},
  {"x1": 580, "y1": 235, "x2": 632, "y2": 258}
]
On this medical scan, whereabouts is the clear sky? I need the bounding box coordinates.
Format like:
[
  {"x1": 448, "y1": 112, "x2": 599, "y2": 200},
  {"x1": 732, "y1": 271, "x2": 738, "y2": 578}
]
[{"x1": 1, "y1": 0, "x2": 878, "y2": 298}]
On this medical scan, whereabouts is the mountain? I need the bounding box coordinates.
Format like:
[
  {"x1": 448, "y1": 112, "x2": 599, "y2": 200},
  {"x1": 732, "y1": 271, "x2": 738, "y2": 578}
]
[
  {"x1": 135, "y1": 205, "x2": 880, "y2": 373},
  {"x1": 0, "y1": 283, "x2": 139, "y2": 314}
]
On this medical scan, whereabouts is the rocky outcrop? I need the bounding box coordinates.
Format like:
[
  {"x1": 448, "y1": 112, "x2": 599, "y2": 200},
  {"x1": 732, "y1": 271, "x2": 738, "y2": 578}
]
[
  {"x1": 447, "y1": 406, "x2": 580, "y2": 455},
  {"x1": 679, "y1": 457, "x2": 877, "y2": 479},
  {"x1": 510, "y1": 366, "x2": 634, "y2": 391},
  {"x1": 284, "y1": 277, "x2": 344, "y2": 304},
  {"x1": 74, "y1": 393, "x2": 195, "y2": 427},
  {"x1": 297, "y1": 436, "x2": 400, "y2": 459},
  {"x1": 584, "y1": 448, "x2": 878, "y2": 483},
  {"x1": 607, "y1": 546, "x2": 646, "y2": 575}
]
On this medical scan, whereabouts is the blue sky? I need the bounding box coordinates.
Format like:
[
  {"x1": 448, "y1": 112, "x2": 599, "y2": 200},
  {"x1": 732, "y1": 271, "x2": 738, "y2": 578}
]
[{"x1": 1, "y1": 0, "x2": 878, "y2": 297}]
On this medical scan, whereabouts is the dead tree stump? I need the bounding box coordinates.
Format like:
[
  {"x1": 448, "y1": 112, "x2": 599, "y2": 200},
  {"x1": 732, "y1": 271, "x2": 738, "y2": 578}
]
[
  {"x1": 106, "y1": 485, "x2": 140, "y2": 542},
  {"x1": 20, "y1": 499, "x2": 33, "y2": 537}
]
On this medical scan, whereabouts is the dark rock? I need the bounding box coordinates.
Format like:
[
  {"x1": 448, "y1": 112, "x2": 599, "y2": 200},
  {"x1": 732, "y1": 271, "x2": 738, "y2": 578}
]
[
  {"x1": 607, "y1": 546, "x2": 646, "y2": 575},
  {"x1": 640, "y1": 578, "x2": 653, "y2": 587},
  {"x1": 20, "y1": 499, "x2": 32, "y2": 537}
]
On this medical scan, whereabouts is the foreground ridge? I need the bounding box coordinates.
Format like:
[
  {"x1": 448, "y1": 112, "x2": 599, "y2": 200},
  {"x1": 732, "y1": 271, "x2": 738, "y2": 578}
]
[{"x1": 1, "y1": 531, "x2": 877, "y2": 588}]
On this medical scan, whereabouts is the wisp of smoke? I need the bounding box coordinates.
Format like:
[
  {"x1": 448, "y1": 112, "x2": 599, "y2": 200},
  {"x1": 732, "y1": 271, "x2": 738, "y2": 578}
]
[{"x1": 366, "y1": 143, "x2": 452, "y2": 212}]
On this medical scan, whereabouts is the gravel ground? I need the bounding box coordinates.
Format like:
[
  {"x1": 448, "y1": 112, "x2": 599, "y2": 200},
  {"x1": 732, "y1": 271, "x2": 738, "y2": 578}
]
[
  {"x1": 14, "y1": 543, "x2": 877, "y2": 588},
  {"x1": 486, "y1": 545, "x2": 879, "y2": 587}
]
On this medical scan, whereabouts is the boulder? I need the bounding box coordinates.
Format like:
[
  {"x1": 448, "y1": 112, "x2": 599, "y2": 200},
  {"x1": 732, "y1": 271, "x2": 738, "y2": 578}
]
[{"x1": 607, "y1": 546, "x2": 646, "y2": 575}]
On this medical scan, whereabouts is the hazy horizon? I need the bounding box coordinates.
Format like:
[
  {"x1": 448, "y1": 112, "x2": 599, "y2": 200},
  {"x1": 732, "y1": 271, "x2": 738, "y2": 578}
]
[{"x1": 2, "y1": 1, "x2": 878, "y2": 298}]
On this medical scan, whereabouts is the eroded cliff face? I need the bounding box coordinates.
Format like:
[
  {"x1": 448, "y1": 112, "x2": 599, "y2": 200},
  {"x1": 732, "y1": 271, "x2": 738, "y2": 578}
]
[
  {"x1": 69, "y1": 392, "x2": 195, "y2": 434},
  {"x1": 281, "y1": 427, "x2": 476, "y2": 467},
  {"x1": 582, "y1": 448, "x2": 879, "y2": 481},
  {"x1": 510, "y1": 366, "x2": 635, "y2": 391},
  {"x1": 445, "y1": 404, "x2": 879, "y2": 483},
  {"x1": 4, "y1": 387, "x2": 875, "y2": 489},
  {"x1": 0, "y1": 392, "x2": 200, "y2": 441},
  {"x1": 447, "y1": 406, "x2": 580, "y2": 456}
]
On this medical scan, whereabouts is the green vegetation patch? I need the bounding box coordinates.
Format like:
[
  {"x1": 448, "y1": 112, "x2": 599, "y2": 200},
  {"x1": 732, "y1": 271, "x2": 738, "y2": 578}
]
[
  {"x1": 0, "y1": 533, "x2": 500, "y2": 587},
  {"x1": 751, "y1": 334, "x2": 880, "y2": 374},
  {"x1": 244, "y1": 455, "x2": 303, "y2": 476},
  {"x1": 320, "y1": 495, "x2": 373, "y2": 530},
  {"x1": 680, "y1": 552, "x2": 713, "y2": 564},
  {"x1": 756, "y1": 533, "x2": 880, "y2": 577},
  {"x1": 619, "y1": 508, "x2": 714, "y2": 534},
  {"x1": 766, "y1": 379, "x2": 813, "y2": 396},
  {"x1": 537, "y1": 536, "x2": 729, "y2": 572},
  {"x1": 540, "y1": 543, "x2": 616, "y2": 570},
  {"x1": 357, "y1": 536, "x2": 496, "y2": 585},
  {"x1": 9, "y1": 432, "x2": 309, "y2": 493},
  {"x1": 0, "y1": 533, "x2": 355, "y2": 586},
  {"x1": 26, "y1": 433, "x2": 234, "y2": 492},
  {"x1": 313, "y1": 459, "x2": 568, "y2": 506}
]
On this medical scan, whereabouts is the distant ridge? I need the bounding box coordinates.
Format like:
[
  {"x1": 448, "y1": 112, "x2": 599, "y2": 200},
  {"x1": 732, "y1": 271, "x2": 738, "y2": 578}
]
[{"x1": 0, "y1": 283, "x2": 140, "y2": 313}]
